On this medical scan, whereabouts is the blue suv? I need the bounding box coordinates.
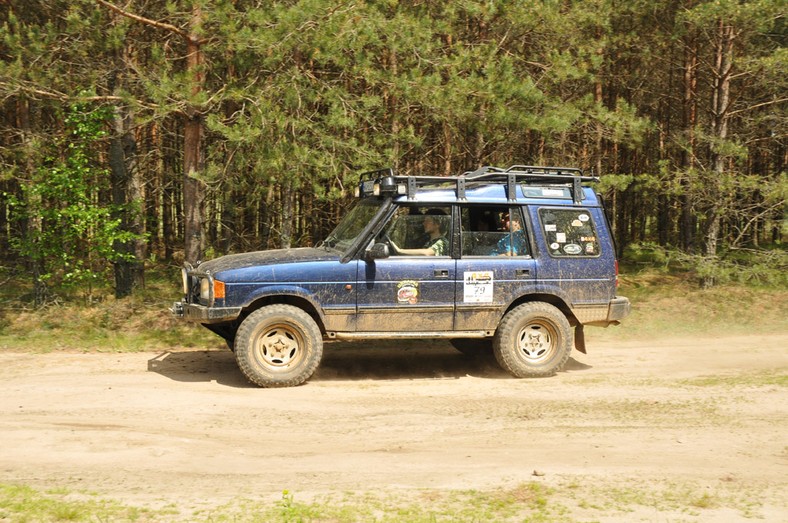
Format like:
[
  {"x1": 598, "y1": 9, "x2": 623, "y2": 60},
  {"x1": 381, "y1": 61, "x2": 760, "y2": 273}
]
[{"x1": 173, "y1": 166, "x2": 631, "y2": 387}]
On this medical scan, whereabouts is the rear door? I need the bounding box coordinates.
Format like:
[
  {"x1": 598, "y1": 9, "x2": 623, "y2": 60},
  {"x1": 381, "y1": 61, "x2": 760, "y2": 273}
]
[{"x1": 454, "y1": 205, "x2": 537, "y2": 331}]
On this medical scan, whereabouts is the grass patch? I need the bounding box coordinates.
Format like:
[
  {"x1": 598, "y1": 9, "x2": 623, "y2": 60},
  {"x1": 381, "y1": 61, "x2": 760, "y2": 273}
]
[
  {"x1": 2, "y1": 480, "x2": 781, "y2": 522},
  {"x1": 1, "y1": 265, "x2": 786, "y2": 353},
  {"x1": 0, "y1": 483, "x2": 165, "y2": 522},
  {"x1": 681, "y1": 370, "x2": 788, "y2": 388},
  {"x1": 565, "y1": 477, "x2": 779, "y2": 520},
  {"x1": 192, "y1": 485, "x2": 562, "y2": 523},
  {"x1": 589, "y1": 270, "x2": 788, "y2": 342},
  {"x1": 0, "y1": 266, "x2": 220, "y2": 352}
]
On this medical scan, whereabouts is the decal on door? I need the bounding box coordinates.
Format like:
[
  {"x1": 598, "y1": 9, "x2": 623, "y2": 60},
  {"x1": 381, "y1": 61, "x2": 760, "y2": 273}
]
[
  {"x1": 396, "y1": 280, "x2": 420, "y2": 304},
  {"x1": 463, "y1": 271, "x2": 494, "y2": 303}
]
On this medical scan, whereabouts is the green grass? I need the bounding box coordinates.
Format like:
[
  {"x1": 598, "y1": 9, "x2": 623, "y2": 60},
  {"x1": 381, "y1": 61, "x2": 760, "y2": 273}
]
[
  {"x1": 1, "y1": 479, "x2": 780, "y2": 522},
  {"x1": 588, "y1": 269, "x2": 788, "y2": 343},
  {"x1": 0, "y1": 483, "x2": 165, "y2": 522},
  {"x1": 0, "y1": 266, "x2": 786, "y2": 353},
  {"x1": 0, "y1": 266, "x2": 221, "y2": 352}
]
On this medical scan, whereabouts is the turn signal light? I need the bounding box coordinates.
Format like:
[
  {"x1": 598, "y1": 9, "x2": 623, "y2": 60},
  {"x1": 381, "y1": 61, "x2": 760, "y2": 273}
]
[{"x1": 214, "y1": 280, "x2": 226, "y2": 300}]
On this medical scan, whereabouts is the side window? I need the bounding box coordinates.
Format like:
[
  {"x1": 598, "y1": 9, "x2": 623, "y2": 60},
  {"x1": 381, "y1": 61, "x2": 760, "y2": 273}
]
[
  {"x1": 539, "y1": 208, "x2": 599, "y2": 257},
  {"x1": 376, "y1": 206, "x2": 451, "y2": 256},
  {"x1": 461, "y1": 206, "x2": 530, "y2": 257}
]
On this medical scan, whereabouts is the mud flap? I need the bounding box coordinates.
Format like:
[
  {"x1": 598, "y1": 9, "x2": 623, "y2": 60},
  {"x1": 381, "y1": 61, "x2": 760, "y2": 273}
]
[{"x1": 574, "y1": 324, "x2": 586, "y2": 354}]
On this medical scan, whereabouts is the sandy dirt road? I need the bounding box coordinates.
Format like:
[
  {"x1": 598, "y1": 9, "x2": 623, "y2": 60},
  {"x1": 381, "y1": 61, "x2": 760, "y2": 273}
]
[{"x1": 1, "y1": 334, "x2": 786, "y2": 521}]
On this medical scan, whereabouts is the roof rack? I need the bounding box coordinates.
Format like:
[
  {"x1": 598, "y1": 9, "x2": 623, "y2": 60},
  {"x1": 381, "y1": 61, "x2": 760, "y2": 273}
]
[{"x1": 357, "y1": 165, "x2": 599, "y2": 204}]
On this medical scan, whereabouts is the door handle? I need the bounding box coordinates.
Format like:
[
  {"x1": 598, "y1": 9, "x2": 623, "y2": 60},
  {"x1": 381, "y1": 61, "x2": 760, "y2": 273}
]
[
  {"x1": 516, "y1": 269, "x2": 530, "y2": 277},
  {"x1": 434, "y1": 269, "x2": 449, "y2": 278}
]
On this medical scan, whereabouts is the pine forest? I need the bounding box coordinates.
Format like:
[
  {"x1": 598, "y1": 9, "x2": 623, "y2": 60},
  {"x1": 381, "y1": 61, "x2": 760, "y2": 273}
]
[{"x1": 0, "y1": 0, "x2": 785, "y2": 300}]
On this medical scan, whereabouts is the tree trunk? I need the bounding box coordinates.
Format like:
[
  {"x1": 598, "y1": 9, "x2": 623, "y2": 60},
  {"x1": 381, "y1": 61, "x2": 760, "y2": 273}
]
[
  {"x1": 280, "y1": 182, "x2": 293, "y2": 249},
  {"x1": 680, "y1": 34, "x2": 698, "y2": 252},
  {"x1": 703, "y1": 20, "x2": 735, "y2": 287},
  {"x1": 17, "y1": 98, "x2": 47, "y2": 305},
  {"x1": 183, "y1": 6, "x2": 206, "y2": 265},
  {"x1": 109, "y1": 106, "x2": 137, "y2": 297},
  {"x1": 109, "y1": 51, "x2": 145, "y2": 297}
]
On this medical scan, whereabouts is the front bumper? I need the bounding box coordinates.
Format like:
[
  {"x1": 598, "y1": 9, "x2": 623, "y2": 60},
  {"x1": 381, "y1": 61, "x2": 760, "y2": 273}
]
[{"x1": 171, "y1": 302, "x2": 242, "y2": 323}]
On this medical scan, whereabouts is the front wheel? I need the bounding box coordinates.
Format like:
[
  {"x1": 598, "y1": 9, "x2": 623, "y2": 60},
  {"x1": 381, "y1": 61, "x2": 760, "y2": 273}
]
[
  {"x1": 234, "y1": 305, "x2": 323, "y2": 387},
  {"x1": 493, "y1": 302, "x2": 572, "y2": 378}
]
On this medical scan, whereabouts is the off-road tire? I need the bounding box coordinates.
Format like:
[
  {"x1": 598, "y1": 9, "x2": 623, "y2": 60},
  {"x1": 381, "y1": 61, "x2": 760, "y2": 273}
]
[
  {"x1": 234, "y1": 305, "x2": 323, "y2": 388},
  {"x1": 493, "y1": 302, "x2": 572, "y2": 378}
]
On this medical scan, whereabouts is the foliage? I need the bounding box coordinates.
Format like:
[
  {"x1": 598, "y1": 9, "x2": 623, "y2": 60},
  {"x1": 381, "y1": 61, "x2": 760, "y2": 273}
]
[
  {"x1": 4, "y1": 102, "x2": 141, "y2": 301},
  {"x1": 0, "y1": 0, "x2": 784, "y2": 297},
  {"x1": 623, "y1": 242, "x2": 788, "y2": 287}
]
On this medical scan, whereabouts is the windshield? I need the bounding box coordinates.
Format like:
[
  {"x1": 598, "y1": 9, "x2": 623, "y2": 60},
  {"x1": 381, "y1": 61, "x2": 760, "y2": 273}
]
[{"x1": 320, "y1": 199, "x2": 386, "y2": 252}]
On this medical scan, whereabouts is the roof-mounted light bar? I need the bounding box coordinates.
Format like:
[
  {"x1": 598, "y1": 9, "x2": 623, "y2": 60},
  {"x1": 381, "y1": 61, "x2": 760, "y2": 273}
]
[{"x1": 355, "y1": 169, "x2": 407, "y2": 198}]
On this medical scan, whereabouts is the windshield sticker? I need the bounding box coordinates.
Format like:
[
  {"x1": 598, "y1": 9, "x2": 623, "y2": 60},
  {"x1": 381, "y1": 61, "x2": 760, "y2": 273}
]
[
  {"x1": 545, "y1": 224, "x2": 557, "y2": 232},
  {"x1": 563, "y1": 244, "x2": 582, "y2": 255},
  {"x1": 464, "y1": 271, "x2": 494, "y2": 303},
  {"x1": 556, "y1": 232, "x2": 567, "y2": 243},
  {"x1": 579, "y1": 214, "x2": 589, "y2": 222},
  {"x1": 571, "y1": 219, "x2": 583, "y2": 227},
  {"x1": 397, "y1": 280, "x2": 419, "y2": 304}
]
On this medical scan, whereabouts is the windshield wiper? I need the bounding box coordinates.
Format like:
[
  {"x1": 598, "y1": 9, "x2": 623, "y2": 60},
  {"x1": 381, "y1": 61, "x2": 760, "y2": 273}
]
[{"x1": 319, "y1": 234, "x2": 338, "y2": 250}]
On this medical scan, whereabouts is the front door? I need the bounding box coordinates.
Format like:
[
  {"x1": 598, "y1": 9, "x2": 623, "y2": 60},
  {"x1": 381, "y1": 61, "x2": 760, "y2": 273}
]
[{"x1": 356, "y1": 205, "x2": 455, "y2": 332}]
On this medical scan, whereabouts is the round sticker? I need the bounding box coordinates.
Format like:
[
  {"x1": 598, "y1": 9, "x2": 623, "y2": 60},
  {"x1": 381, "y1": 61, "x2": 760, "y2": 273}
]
[
  {"x1": 550, "y1": 242, "x2": 560, "y2": 250},
  {"x1": 563, "y1": 243, "x2": 582, "y2": 255},
  {"x1": 579, "y1": 214, "x2": 589, "y2": 222}
]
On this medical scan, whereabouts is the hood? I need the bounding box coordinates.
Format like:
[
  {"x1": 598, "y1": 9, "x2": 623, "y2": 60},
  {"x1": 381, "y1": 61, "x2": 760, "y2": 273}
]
[{"x1": 196, "y1": 247, "x2": 340, "y2": 275}]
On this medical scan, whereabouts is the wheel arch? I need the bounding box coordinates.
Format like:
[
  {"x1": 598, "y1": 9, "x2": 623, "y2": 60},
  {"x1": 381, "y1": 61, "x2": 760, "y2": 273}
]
[
  {"x1": 504, "y1": 293, "x2": 578, "y2": 326},
  {"x1": 503, "y1": 293, "x2": 585, "y2": 353},
  {"x1": 240, "y1": 292, "x2": 326, "y2": 334}
]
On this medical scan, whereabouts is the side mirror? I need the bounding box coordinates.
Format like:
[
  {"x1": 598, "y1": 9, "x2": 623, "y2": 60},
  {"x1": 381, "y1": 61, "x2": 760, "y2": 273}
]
[{"x1": 365, "y1": 243, "x2": 390, "y2": 260}]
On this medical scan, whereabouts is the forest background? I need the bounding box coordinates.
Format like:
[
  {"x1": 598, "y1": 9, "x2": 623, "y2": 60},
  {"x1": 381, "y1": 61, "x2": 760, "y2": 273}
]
[{"x1": 0, "y1": 0, "x2": 785, "y2": 304}]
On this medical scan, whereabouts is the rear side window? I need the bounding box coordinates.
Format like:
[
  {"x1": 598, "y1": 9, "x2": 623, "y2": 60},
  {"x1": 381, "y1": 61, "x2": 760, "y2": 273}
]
[
  {"x1": 539, "y1": 208, "x2": 599, "y2": 257},
  {"x1": 460, "y1": 206, "x2": 531, "y2": 257}
]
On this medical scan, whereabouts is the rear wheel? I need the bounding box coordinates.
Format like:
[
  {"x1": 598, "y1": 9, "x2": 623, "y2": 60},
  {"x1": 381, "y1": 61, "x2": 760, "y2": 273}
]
[
  {"x1": 234, "y1": 305, "x2": 323, "y2": 387},
  {"x1": 493, "y1": 302, "x2": 572, "y2": 378}
]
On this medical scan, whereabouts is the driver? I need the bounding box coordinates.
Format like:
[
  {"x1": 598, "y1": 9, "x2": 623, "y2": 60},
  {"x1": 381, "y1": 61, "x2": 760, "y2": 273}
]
[{"x1": 389, "y1": 209, "x2": 448, "y2": 256}]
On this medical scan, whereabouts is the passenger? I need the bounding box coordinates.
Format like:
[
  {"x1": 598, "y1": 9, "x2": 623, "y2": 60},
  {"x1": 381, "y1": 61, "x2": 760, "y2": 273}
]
[
  {"x1": 492, "y1": 213, "x2": 528, "y2": 256},
  {"x1": 390, "y1": 209, "x2": 448, "y2": 256}
]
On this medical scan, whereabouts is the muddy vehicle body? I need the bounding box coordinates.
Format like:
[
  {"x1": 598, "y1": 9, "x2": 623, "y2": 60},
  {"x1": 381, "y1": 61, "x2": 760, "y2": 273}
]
[{"x1": 173, "y1": 165, "x2": 631, "y2": 387}]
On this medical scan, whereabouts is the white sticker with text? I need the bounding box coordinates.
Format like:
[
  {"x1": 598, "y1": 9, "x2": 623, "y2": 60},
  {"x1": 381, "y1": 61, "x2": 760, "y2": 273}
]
[{"x1": 464, "y1": 271, "x2": 494, "y2": 303}]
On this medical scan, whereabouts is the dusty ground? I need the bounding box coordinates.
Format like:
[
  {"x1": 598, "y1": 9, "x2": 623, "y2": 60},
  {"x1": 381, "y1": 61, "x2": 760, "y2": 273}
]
[{"x1": 1, "y1": 334, "x2": 786, "y2": 521}]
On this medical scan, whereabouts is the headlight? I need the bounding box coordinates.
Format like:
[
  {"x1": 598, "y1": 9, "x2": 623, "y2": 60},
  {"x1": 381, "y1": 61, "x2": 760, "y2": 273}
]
[{"x1": 200, "y1": 278, "x2": 211, "y2": 302}]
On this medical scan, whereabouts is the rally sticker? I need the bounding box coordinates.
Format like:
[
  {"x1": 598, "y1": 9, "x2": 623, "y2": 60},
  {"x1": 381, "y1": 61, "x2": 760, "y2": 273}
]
[{"x1": 464, "y1": 271, "x2": 493, "y2": 303}]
